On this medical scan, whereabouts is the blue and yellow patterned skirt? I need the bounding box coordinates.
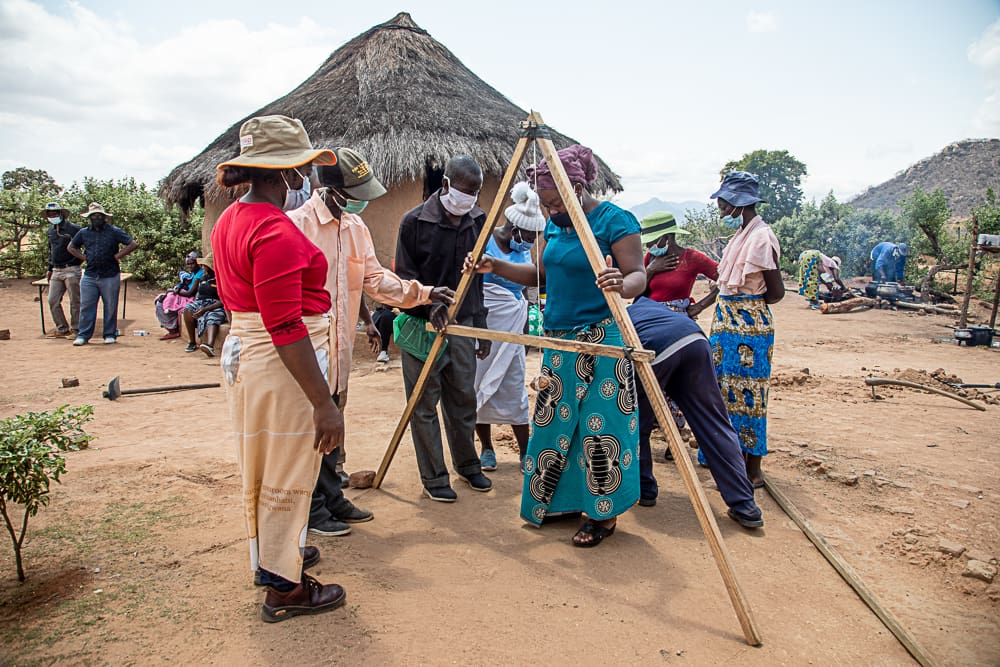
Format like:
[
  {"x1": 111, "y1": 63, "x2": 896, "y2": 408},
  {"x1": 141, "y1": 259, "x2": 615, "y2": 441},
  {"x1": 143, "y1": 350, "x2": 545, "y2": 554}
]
[
  {"x1": 521, "y1": 318, "x2": 640, "y2": 525},
  {"x1": 708, "y1": 294, "x2": 774, "y2": 457}
]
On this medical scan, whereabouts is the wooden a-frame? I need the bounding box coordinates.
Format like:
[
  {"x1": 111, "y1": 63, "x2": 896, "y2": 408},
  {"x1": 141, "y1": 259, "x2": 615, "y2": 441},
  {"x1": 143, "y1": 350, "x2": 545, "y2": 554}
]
[{"x1": 373, "y1": 112, "x2": 762, "y2": 646}]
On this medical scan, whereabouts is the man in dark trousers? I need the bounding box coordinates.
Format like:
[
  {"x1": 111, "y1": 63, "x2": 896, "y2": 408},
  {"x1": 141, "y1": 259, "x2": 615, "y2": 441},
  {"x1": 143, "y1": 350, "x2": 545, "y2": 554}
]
[
  {"x1": 627, "y1": 296, "x2": 764, "y2": 528},
  {"x1": 67, "y1": 202, "x2": 137, "y2": 345},
  {"x1": 394, "y1": 156, "x2": 493, "y2": 501},
  {"x1": 41, "y1": 202, "x2": 82, "y2": 337}
]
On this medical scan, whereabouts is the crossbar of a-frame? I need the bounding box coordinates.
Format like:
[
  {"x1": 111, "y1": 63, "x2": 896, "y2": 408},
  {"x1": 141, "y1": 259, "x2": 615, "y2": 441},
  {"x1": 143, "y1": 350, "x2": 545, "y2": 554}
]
[{"x1": 374, "y1": 111, "x2": 761, "y2": 646}]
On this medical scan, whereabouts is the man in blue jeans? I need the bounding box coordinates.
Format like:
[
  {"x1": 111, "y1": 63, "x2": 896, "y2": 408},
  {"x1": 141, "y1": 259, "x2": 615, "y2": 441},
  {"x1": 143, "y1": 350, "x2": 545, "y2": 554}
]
[
  {"x1": 628, "y1": 296, "x2": 764, "y2": 529},
  {"x1": 67, "y1": 202, "x2": 137, "y2": 345}
]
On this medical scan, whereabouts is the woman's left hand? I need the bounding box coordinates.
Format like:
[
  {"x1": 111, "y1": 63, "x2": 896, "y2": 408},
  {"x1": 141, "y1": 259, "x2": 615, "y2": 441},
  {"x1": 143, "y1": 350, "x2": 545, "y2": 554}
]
[{"x1": 595, "y1": 255, "x2": 625, "y2": 292}]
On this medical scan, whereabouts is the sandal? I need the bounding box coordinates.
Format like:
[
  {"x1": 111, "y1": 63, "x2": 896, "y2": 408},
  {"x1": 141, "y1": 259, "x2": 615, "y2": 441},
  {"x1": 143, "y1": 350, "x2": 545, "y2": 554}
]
[{"x1": 572, "y1": 519, "x2": 616, "y2": 548}]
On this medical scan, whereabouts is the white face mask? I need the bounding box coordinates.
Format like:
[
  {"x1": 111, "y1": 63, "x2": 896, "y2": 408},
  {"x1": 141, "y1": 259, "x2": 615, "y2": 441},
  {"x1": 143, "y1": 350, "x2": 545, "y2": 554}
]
[
  {"x1": 440, "y1": 177, "x2": 478, "y2": 216},
  {"x1": 48, "y1": 216, "x2": 62, "y2": 225},
  {"x1": 281, "y1": 168, "x2": 311, "y2": 211}
]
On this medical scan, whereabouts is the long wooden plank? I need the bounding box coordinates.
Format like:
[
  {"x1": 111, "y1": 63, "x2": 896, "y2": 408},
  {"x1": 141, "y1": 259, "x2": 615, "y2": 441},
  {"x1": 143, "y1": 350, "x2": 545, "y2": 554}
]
[
  {"x1": 764, "y1": 478, "x2": 939, "y2": 667},
  {"x1": 864, "y1": 377, "x2": 986, "y2": 411},
  {"x1": 373, "y1": 133, "x2": 533, "y2": 489},
  {"x1": 536, "y1": 127, "x2": 762, "y2": 646},
  {"x1": 424, "y1": 322, "x2": 655, "y2": 362}
]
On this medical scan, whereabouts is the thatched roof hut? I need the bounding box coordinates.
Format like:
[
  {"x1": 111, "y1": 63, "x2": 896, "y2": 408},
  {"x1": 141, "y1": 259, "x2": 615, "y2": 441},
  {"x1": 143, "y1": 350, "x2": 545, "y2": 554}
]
[{"x1": 160, "y1": 12, "x2": 622, "y2": 263}]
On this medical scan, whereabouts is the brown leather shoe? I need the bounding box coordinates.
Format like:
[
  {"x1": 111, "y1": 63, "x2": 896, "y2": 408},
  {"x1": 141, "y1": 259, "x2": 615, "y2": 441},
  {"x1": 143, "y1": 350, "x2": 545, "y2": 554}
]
[{"x1": 261, "y1": 574, "x2": 346, "y2": 623}]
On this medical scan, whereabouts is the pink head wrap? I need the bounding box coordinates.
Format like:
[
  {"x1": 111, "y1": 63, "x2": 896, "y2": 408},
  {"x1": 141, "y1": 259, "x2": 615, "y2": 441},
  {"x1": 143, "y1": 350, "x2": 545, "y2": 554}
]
[{"x1": 527, "y1": 144, "x2": 598, "y2": 191}]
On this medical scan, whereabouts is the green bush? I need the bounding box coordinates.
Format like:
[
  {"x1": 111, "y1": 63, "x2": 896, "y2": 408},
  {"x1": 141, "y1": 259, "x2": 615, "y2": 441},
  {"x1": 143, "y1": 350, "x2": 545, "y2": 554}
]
[{"x1": 0, "y1": 405, "x2": 93, "y2": 582}]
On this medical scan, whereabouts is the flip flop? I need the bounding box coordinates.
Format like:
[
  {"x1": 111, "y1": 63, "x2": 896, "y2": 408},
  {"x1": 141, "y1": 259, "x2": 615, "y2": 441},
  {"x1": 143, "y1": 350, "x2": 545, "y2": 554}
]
[{"x1": 572, "y1": 520, "x2": 616, "y2": 548}]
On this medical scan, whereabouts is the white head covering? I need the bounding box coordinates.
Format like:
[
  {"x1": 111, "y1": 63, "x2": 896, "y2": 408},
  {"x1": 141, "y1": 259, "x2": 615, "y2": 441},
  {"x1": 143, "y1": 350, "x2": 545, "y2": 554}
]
[{"x1": 504, "y1": 181, "x2": 546, "y2": 231}]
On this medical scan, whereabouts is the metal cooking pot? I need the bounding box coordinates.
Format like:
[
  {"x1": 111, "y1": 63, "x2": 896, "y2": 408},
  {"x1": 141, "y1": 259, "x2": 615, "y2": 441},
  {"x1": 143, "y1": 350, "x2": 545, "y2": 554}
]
[{"x1": 876, "y1": 282, "x2": 900, "y2": 301}]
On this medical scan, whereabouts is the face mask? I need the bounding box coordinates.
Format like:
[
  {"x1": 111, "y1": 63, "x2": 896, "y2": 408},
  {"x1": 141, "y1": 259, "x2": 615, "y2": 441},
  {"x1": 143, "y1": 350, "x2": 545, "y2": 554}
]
[
  {"x1": 48, "y1": 217, "x2": 62, "y2": 225},
  {"x1": 509, "y1": 229, "x2": 534, "y2": 253},
  {"x1": 90, "y1": 215, "x2": 106, "y2": 228},
  {"x1": 281, "y1": 168, "x2": 311, "y2": 211},
  {"x1": 721, "y1": 207, "x2": 743, "y2": 229},
  {"x1": 440, "y1": 177, "x2": 478, "y2": 216},
  {"x1": 327, "y1": 188, "x2": 368, "y2": 215},
  {"x1": 550, "y1": 212, "x2": 574, "y2": 228},
  {"x1": 648, "y1": 244, "x2": 670, "y2": 256}
]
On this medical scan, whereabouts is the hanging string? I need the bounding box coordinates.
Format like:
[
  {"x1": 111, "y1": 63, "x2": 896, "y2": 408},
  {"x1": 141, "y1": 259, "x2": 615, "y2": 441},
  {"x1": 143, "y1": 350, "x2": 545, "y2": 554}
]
[{"x1": 531, "y1": 139, "x2": 542, "y2": 335}]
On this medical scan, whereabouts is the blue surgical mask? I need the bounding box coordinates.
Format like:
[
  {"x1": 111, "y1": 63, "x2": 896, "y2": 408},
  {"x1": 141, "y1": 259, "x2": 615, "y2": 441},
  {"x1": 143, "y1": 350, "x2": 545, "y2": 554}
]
[
  {"x1": 648, "y1": 244, "x2": 670, "y2": 256},
  {"x1": 721, "y1": 207, "x2": 743, "y2": 229},
  {"x1": 48, "y1": 216, "x2": 62, "y2": 225},
  {"x1": 281, "y1": 168, "x2": 311, "y2": 211},
  {"x1": 508, "y1": 228, "x2": 534, "y2": 253}
]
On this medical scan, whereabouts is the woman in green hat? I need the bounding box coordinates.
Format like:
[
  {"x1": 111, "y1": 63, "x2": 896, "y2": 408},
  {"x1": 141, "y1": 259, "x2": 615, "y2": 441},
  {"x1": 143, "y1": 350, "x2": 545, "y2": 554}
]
[{"x1": 640, "y1": 211, "x2": 719, "y2": 319}]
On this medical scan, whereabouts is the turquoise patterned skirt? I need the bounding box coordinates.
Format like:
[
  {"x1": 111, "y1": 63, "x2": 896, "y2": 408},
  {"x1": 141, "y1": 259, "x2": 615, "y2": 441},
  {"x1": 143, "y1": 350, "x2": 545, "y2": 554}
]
[
  {"x1": 520, "y1": 318, "x2": 640, "y2": 525},
  {"x1": 707, "y1": 294, "x2": 774, "y2": 458}
]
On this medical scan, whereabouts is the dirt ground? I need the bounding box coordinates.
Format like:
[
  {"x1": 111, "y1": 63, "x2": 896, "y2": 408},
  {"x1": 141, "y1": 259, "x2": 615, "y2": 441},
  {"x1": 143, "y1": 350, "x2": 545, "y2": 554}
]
[{"x1": 0, "y1": 278, "x2": 998, "y2": 666}]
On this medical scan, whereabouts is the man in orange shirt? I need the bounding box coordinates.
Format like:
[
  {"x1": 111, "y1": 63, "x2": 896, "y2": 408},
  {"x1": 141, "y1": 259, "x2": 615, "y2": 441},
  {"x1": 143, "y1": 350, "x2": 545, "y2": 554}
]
[{"x1": 288, "y1": 147, "x2": 454, "y2": 535}]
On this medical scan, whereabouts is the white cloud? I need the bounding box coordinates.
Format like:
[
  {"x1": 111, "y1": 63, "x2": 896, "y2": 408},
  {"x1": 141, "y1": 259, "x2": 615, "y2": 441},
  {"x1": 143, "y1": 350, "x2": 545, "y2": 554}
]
[
  {"x1": 746, "y1": 11, "x2": 778, "y2": 33},
  {"x1": 968, "y1": 18, "x2": 1000, "y2": 135},
  {"x1": 0, "y1": 0, "x2": 342, "y2": 187}
]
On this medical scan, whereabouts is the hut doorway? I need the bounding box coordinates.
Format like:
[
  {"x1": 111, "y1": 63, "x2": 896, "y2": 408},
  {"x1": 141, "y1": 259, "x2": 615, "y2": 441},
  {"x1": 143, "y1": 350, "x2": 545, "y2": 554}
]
[{"x1": 423, "y1": 163, "x2": 444, "y2": 199}]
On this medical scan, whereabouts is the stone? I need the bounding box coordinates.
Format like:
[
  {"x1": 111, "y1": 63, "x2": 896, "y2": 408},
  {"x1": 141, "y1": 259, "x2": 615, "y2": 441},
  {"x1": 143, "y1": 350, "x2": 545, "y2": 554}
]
[
  {"x1": 950, "y1": 499, "x2": 970, "y2": 509},
  {"x1": 348, "y1": 470, "x2": 376, "y2": 489},
  {"x1": 815, "y1": 463, "x2": 830, "y2": 474},
  {"x1": 904, "y1": 534, "x2": 919, "y2": 545},
  {"x1": 827, "y1": 472, "x2": 859, "y2": 486},
  {"x1": 962, "y1": 560, "x2": 996, "y2": 583},
  {"x1": 964, "y1": 549, "x2": 995, "y2": 564},
  {"x1": 891, "y1": 480, "x2": 914, "y2": 490},
  {"x1": 863, "y1": 470, "x2": 877, "y2": 477},
  {"x1": 0, "y1": 329, "x2": 9, "y2": 340},
  {"x1": 937, "y1": 539, "x2": 966, "y2": 557},
  {"x1": 61, "y1": 376, "x2": 79, "y2": 388}
]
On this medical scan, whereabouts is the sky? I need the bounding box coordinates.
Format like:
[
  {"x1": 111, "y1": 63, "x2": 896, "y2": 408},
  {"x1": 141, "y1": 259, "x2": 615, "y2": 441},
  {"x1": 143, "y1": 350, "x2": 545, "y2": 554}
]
[{"x1": 1, "y1": 0, "x2": 998, "y2": 209}]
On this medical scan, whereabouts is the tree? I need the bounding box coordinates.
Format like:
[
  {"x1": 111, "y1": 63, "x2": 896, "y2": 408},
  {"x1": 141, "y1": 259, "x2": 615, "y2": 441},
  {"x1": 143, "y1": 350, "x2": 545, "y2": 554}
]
[
  {"x1": 0, "y1": 405, "x2": 93, "y2": 582},
  {"x1": 721, "y1": 150, "x2": 808, "y2": 222},
  {"x1": 901, "y1": 188, "x2": 954, "y2": 262},
  {"x1": 2, "y1": 168, "x2": 60, "y2": 196},
  {"x1": 0, "y1": 185, "x2": 49, "y2": 278},
  {"x1": 973, "y1": 188, "x2": 1000, "y2": 236},
  {"x1": 682, "y1": 203, "x2": 731, "y2": 260}
]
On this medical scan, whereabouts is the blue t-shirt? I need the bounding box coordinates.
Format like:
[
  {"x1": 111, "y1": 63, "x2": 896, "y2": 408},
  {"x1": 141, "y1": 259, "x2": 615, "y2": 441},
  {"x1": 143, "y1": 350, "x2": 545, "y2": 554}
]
[
  {"x1": 542, "y1": 201, "x2": 640, "y2": 330},
  {"x1": 484, "y1": 235, "x2": 530, "y2": 299},
  {"x1": 627, "y1": 296, "x2": 703, "y2": 355},
  {"x1": 71, "y1": 224, "x2": 134, "y2": 279}
]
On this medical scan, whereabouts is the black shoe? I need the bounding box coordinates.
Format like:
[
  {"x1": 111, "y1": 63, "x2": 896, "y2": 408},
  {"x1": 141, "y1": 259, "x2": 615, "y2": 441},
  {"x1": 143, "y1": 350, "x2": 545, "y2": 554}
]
[
  {"x1": 663, "y1": 447, "x2": 674, "y2": 461},
  {"x1": 338, "y1": 469, "x2": 350, "y2": 488},
  {"x1": 457, "y1": 472, "x2": 493, "y2": 492},
  {"x1": 423, "y1": 486, "x2": 458, "y2": 502},
  {"x1": 254, "y1": 546, "x2": 320, "y2": 586},
  {"x1": 727, "y1": 508, "x2": 764, "y2": 529},
  {"x1": 308, "y1": 517, "x2": 352, "y2": 536},
  {"x1": 184, "y1": 342, "x2": 197, "y2": 353},
  {"x1": 330, "y1": 499, "x2": 373, "y2": 523},
  {"x1": 638, "y1": 497, "x2": 657, "y2": 507}
]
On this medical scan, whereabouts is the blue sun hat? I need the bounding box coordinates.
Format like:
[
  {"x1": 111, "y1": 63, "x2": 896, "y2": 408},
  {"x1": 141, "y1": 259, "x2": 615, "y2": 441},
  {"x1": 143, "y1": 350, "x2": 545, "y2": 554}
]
[{"x1": 710, "y1": 171, "x2": 767, "y2": 206}]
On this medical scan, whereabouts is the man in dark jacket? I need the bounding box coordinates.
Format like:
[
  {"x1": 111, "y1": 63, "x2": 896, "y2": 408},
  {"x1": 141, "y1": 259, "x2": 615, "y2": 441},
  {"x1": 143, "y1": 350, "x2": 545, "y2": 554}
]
[
  {"x1": 394, "y1": 156, "x2": 493, "y2": 502},
  {"x1": 628, "y1": 296, "x2": 764, "y2": 528},
  {"x1": 41, "y1": 202, "x2": 82, "y2": 337},
  {"x1": 67, "y1": 202, "x2": 137, "y2": 345}
]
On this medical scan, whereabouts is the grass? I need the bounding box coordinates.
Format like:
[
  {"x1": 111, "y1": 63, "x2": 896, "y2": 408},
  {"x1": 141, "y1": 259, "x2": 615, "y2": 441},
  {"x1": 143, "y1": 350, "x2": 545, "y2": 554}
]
[{"x1": 1, "y1": 496, "x2": 190, "y2": 661}]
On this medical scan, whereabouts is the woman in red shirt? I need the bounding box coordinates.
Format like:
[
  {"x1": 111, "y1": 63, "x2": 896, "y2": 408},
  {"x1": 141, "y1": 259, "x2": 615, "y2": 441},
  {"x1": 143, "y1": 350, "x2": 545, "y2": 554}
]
[
  {"x1": 640, "y1": 212, "x2": 719, "y2": 319},
  {"x1": 211, "y1": 115, "x2": 345, "y2": 623}
]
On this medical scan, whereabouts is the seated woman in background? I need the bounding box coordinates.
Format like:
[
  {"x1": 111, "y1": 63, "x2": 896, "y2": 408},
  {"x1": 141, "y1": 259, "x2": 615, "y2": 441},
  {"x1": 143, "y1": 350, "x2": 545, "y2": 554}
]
[
  {"x1": 155, "y1": 251, "x2": 204, "y2": 339},
  {"x1": 182, "y1": 256, "x2": 227, "y2": 357},
  {"x1": 640, "y1": 212, "x2": 719, "y2": 318}
]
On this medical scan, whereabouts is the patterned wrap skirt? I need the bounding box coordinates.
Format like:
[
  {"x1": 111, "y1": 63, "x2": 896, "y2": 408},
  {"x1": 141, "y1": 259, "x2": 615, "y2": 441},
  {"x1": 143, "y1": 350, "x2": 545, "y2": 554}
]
[
  {"x1": 708, "y1": 294, "x2": 774, "y2": 457},
  {"x1": 520, "y1": 318, "x2": 640, "y2": 525},
  {"x1": 797, "y1": 250, "x2": 823, "y2": 302}
]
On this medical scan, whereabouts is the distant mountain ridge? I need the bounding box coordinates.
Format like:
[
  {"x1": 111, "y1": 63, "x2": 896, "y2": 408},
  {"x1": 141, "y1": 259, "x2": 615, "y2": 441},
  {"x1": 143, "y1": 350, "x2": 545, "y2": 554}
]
[
  {"x1": 849, "y1": 138, "x2": 1000, "y2": 217},
  {"x1": 628, "y1": 198, "x2": 705, "y2": 223}
]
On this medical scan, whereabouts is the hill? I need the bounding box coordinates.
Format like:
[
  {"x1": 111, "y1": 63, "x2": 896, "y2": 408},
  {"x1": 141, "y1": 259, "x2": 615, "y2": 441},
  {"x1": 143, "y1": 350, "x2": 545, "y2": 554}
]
[
  {"x1": 849, "y1": 138, "x2": 1000, "y2": 217},
  {"x1": 628, "y1": 198, "x2": 705, "y2": 223}
]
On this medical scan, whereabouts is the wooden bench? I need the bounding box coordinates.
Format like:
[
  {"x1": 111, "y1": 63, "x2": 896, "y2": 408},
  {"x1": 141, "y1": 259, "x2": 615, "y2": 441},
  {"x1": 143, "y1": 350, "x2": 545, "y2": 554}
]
[{"x1": 32, "y1": 272, "x2": 133, "y2": 335}]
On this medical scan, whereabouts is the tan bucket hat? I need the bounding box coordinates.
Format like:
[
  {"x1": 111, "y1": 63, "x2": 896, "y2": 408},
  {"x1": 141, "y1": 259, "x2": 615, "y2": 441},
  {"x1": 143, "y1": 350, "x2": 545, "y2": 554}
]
[
  {"x1": 81, "y1": 202, "x2": 112, "y2": 218},
  {"x1": 216, "y1": 115, "x2": 335, "y2": 171},
  {"x1": 40, "y1": 201, "x2": 71, "y2": 218}
]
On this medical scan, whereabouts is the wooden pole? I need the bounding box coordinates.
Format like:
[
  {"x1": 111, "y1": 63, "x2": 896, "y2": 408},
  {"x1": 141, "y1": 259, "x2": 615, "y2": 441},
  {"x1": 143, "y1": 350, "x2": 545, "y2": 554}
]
[
  {"x1": 958, "y1": 215, "x2": 978, "y2": 329},
  {"x1": 764, "y1": 478, "x2": 939, "y2": 667},
  {"x1": 990, "y1": 263, "x2": 1000, "y2": 330},
  {"x1": 373, "y1": 128, "x2": 535, "y2": 489},
  {"x1": 536, "y1": 129, "x2": 762, "y2": 646},
  {"x1": 864, "y1": 376, "x2": 986, "y2": 411},
  {"x1": 425, "y1": 322, "x2": 655, "y2": 362}
]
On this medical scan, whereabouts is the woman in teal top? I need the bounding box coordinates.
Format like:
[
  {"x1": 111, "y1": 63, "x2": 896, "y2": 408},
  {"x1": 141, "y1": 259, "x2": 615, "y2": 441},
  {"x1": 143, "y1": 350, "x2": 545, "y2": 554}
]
[{"x1": 470, "y1": 145, "x2": 645, "y2": 547}]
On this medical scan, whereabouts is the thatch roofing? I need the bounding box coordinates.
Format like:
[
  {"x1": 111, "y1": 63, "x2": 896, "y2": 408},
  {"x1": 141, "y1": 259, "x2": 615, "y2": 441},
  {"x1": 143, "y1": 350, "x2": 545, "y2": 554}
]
[{"x1": 160, "y1": 12, "x2": 623, "y2": 211}]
